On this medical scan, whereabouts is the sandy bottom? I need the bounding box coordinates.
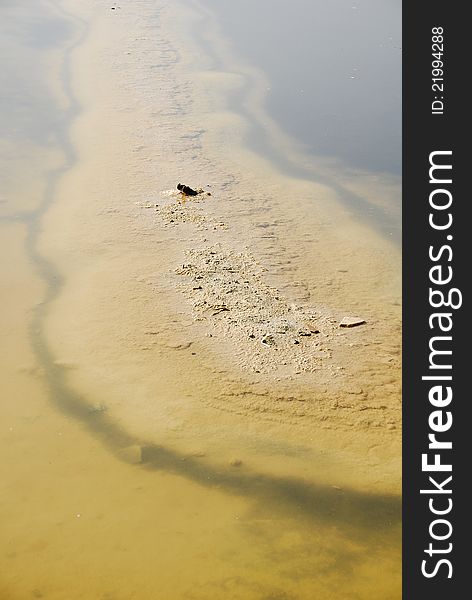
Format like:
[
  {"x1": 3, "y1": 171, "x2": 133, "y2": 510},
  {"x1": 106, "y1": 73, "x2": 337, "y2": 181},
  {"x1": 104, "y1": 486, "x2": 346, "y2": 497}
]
[{"x1": 0, "y1": 0, "x2": 401, "y2": 598}]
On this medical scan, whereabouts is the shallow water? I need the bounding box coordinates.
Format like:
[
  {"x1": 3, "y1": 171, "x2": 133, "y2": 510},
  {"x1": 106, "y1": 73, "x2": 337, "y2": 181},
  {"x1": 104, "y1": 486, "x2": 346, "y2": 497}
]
[
  {"x1": 199, "y1": 0, "x2": 402, "y2": 176},
  {"x1": 190, "y1": 0, "x2": 401, "y2": 242},
  {"x1": 0, "y1": 1, "x2": 401, "y2": 598}
]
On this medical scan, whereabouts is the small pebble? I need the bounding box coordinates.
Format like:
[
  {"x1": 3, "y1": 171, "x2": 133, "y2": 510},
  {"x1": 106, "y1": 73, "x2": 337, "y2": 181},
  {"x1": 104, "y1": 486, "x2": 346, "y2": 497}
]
[{"x1": 339, "y1": 317, "x2": 366, "y2": 328}]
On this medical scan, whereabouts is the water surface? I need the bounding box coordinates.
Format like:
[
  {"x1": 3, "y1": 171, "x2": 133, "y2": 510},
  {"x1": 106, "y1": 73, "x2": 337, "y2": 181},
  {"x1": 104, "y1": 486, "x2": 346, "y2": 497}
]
[
  {"x1": 200, "y1": 0, "x2": 401, "y2": 176},
  {"x1": 0, "y1": 2, "x2": 401, "y2": 598}
]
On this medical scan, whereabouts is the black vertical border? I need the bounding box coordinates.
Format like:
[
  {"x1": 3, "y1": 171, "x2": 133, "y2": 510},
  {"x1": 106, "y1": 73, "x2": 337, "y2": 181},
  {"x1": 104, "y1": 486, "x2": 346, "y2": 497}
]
[{"x1": 403, "y1": 2, "x2": 466, "y2": 597}]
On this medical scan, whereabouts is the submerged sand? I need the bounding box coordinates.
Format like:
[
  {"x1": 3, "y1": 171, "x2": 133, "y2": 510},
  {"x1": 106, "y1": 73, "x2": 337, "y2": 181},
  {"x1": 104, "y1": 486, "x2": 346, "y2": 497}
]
[
  {"x1": 1, "y1": 0, "x2": 402, "y2": 598},
  {"x1": 40, "y1": 0, "x2": 401, "y2": 486}
]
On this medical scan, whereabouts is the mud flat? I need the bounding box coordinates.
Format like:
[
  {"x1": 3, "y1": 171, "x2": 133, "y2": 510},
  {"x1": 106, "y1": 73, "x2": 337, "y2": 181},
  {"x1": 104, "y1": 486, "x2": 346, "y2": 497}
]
[{"x1": 0, "y1": 0, "x2": 401, "y2": 597}]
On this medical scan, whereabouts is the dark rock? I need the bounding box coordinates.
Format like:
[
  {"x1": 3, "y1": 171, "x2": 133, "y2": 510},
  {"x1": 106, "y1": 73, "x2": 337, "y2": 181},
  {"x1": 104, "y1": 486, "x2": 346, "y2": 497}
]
[{"x1": 177, "y1": 183, "x2": 199, "y2": 196}]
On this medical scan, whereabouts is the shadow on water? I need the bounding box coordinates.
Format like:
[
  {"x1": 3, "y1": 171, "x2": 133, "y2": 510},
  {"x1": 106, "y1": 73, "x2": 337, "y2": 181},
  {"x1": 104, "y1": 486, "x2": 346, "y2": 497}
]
[
  {"x1": 35, "y1": 332, "x2": 400, "y2": 536},
  {"x1": 8, "y1": 0, "x2": 400, "y2": 551}
]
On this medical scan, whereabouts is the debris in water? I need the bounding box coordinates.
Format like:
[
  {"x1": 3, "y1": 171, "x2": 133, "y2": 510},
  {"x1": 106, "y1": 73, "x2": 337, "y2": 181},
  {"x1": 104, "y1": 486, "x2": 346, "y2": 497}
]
[
  {"x1": 118, "y1": 445, "x2": 143, "y2": 464},
  {"x1": 88, "y1": 402, "x2": 107, "y2": 414},
  {"x1": 339, "y1": 317, "x2": 366, "y2": 328},
  {"x1": 177, "y1": 183, "x2": 211, "y2": 197},
  {"x1": 177, "y1": 183, "x2": 198, "y2": 196}
]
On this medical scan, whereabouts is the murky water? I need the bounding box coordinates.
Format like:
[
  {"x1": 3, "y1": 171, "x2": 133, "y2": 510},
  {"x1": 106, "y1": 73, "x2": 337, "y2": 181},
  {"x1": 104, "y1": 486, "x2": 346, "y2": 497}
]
[{"x1": 0, "y1": 1, "x2": 401, "y2": 598}]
